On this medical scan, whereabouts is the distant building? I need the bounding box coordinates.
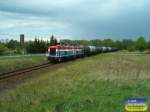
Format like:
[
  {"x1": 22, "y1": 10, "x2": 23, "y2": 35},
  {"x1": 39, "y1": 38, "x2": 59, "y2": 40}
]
[{"x1": 20, "y1": 34, "x2": 24, "y2": 48}]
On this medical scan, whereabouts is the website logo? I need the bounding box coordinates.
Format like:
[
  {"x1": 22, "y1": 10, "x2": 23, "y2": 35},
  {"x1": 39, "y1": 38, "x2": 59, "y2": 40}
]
[{"x1": 125, "y1": 98, "x2": 148, "y2": 112}]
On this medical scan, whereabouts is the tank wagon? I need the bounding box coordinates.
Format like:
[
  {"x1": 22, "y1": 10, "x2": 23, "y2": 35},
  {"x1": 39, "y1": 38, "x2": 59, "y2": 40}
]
[{"x1": 47, "y1": 45, "x2": 117, "y2": 62}]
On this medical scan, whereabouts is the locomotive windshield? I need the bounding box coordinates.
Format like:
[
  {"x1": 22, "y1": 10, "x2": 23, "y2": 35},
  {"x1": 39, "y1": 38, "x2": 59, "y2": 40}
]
[{"x1": 50, "y1": 48, "x2": 56, "y2": 55}]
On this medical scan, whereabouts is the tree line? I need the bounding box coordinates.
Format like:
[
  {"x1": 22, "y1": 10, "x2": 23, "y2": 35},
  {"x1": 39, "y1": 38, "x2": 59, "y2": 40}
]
[
  {"x1": 62, "y1": 36, "x2": 150, "y2": 51},
  {"x1": 0, "y1": 35, "x2": 58, "y2": 55},
  {"x1": 0, "y1": 36, "x2": 150, "y2": 55}
]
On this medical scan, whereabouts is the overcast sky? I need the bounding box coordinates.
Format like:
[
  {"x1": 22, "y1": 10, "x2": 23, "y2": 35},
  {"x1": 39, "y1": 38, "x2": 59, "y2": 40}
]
[{"x1": 0, "y1": 0, "x2": 150, "y2": 40}]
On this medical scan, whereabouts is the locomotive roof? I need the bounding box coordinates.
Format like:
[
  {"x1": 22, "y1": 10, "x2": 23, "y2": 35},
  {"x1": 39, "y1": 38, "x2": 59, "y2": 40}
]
[{"x1": 48, "y1": 45, "x2": 82, "y2": 50}]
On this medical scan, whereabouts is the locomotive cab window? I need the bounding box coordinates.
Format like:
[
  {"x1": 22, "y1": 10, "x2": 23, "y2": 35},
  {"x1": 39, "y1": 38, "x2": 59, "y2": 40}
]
[{"x1": 50, "y1": 48, "x2": 56, "y2": 55}]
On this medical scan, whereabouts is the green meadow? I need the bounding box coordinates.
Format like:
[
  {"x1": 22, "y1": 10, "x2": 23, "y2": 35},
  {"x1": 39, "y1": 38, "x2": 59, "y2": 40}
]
[
  {"x1": 0, "y1": 53, "x2": 150, "y2": 111},
  {"x1": 0, "y1": 55, "x2": 47, "y2": 74}
]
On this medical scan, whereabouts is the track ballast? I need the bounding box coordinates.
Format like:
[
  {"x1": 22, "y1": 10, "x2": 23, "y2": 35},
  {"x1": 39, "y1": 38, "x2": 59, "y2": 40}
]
[{"x1": 0, "y1": 62, "x2": 52, "y2": 80}]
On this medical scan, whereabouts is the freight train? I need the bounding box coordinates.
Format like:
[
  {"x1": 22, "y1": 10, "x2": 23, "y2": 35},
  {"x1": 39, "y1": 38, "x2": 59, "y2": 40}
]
[{"x1": 47, "y1": 45, "x2": 117, "y2": 62}]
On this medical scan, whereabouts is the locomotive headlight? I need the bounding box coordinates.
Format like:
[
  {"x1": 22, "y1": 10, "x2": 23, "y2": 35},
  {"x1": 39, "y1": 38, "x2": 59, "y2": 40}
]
[{"x1": 48, "y1": 49, "x2": 50, "y2": 52}]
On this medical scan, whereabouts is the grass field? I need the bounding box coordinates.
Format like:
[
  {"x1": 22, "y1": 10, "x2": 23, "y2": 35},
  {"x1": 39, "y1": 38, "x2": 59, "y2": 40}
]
[
  {"x1": 0, "y1": 53, "x2": 150, "y2": 111},
  {"x1": 0, "y1": 55, "x2": 47, "y2": 74}
]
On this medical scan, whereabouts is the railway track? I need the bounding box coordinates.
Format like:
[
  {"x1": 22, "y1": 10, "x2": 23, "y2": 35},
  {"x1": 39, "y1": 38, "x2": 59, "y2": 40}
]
[{"x1": 0, "y1": 62, "x2": 52, "y2": 80}]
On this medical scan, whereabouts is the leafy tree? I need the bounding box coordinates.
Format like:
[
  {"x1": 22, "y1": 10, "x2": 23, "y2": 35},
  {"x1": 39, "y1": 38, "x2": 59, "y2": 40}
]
[
  {"x1": 50, "y1": 35, "x2": 57, "y2": 46},
  {"x1": 114, "y1": 40, "x2": 124, "y2": 50},
  {"x1": 127, "y1": 44, "x2": 136, "y2": 52},
  {"x1": 0, "y1": 44, "x2": 5, "y2": 55},
  {"x1": 135, "y1": 36, "x2": 146, "y2": 51},
  {"x1": 54, "y1": 38, "x2": 57, "y2": 45},
  {"x1": 146, "y1": 41, "x2": 150, "y2": 50},
  {"x1": 15, "y1": 47, "x2": 23, "y2": 54},
  {"x1": 122, "y1": 39, "x2": 134, "y2": 49},
  {"x1": 102, "y1": 39, "x2": 114, "y2": 47},
  {"x1": 62, "y1": 39, "x2": 73, "y2": 45},
  {"x1": 90, "y1": 39, "x2": 102, "y2": 46},
  {"x1": 0, "y1": 44, "x2": 9, "y2": 55},
  {"x1": 6, "y1": 39, "x2": 19, "y2": 50},
  {"x1": 26, "y1": 38, "x2": 47, "y2": 54}
]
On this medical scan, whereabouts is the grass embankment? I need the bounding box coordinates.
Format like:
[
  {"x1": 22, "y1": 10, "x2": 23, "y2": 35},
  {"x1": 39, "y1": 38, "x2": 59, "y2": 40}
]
[
  {"x1": 0, "y1": 55, "x2": 47, "y2": 74},
  {"x1": 0, "y1": 53, "x2": 150, "y2": 111}
]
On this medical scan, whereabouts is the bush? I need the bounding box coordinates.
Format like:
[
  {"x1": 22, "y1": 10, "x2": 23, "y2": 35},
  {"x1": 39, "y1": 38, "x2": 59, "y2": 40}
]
[
  {"x1": 127, "y1": 44, "x2": 136, "y2": 52},
  {"x1": 0, "y1": 44, "x2": 10, "y2": 55}
]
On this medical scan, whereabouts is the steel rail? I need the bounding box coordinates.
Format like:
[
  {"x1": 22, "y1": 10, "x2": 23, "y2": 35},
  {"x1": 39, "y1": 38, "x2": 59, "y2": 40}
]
[{"x1": 0, "y1": 62, "x2": 52, "y2": 80}]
